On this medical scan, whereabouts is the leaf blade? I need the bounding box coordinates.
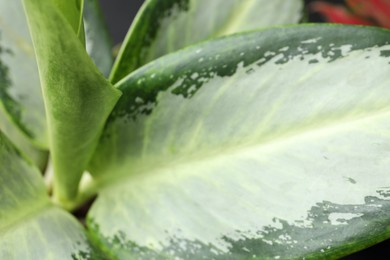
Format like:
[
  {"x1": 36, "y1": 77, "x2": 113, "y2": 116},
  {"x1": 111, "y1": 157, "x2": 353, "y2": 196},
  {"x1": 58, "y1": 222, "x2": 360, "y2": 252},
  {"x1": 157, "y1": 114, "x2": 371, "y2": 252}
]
[
  {"x1": 0, "y1": 0, "x2": 48, "y2": 148},
  {"x1": 0, "y1": 108, "x2": 47, "y2": 170},
  {"x1": 0, "y1": 131, "x2": 96, "y2": 260},
  {"x1": 109, "y1": 0, "x2": 304, "y2": 83},
  {"x1": 88, "y1": 25, "x2": 390, "y2": 259}
]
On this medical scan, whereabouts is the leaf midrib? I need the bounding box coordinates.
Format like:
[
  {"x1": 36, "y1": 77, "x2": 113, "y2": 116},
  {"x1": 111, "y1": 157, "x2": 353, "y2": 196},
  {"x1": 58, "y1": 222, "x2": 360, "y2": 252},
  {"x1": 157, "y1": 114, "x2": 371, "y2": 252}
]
[{"x1": 97, "y1": 106, "x2": 390, "y2": 190}]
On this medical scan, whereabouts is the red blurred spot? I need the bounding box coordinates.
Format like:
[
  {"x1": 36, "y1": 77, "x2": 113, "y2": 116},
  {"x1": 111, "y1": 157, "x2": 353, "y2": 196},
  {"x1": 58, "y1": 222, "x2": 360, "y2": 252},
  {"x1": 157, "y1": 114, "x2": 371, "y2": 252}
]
[{"x1": 311, "y1": 0, "x2": 390, "y2": 28}]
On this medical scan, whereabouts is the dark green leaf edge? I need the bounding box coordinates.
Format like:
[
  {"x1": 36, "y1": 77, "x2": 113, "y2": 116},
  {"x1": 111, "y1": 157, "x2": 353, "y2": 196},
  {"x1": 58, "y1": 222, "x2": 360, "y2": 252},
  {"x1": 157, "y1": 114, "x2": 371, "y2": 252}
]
[
  {"x1": 109, "y1": 0, "x2": 304, "y2": 83},
  {"x1": 111, "y1": 23, "x2": 390, "y2": 124},
  {"x1": 86, "y1": 195, "x2": 390, "y2": 259}
]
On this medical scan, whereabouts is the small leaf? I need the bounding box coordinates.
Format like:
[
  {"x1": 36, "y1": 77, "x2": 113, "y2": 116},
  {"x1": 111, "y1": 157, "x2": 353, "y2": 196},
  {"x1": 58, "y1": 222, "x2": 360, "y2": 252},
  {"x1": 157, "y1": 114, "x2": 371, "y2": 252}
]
[
  {"x1": 109, "y1": 0, "x2": 304, "y2": 83},
  {"x1": 23, "y1": 0, "x2": 121, "y2": 203},
  {"x1": 88, "y1": 25, "x2": 390, "y2": 259},
  {"x1": 0, "y1": 0, "x2": 48, "y2": 148},
  {"x1": 0, "y1": 131, "x2": 96, "y2": 259},
  {"x1": 84, "y1": 0, "x2": 114, "y2": 77}
]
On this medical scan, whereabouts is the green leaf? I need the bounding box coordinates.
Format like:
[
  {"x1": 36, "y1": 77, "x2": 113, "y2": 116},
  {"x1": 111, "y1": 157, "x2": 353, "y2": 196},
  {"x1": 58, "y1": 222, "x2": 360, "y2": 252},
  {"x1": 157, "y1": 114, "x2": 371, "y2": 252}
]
[
  {"x1": 23, "y1": 0, "x2": 121, "y2": 204},
  {"x1": 88, "y1": 25, "x2": 390, "y2": 259},
  {"x1": 84, "y1": 0, "x2": 114, "y2": 77},
  {"x1": 0, "y1": 0, "x2": 111, "y2": 152},
  {"x1": 109, "y1": 0, "x2": 304, "y2": 83},
  {"x1": 0, "y1": 0, "x2": 48, "y2": 148},
  {"x1": 0, "y1": 108, "x2": 47, "y2": 171},
  {"x1": 0, "y1": 131, "x2": 95, "y2": 259},
  {"x1": 50, "y1": 0, "x2": 86, "y2": 44}
]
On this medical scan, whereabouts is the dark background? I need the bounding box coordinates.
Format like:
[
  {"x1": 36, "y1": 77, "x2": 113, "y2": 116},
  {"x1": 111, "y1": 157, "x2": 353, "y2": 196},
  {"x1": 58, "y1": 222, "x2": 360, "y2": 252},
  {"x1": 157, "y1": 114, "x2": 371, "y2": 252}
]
[
  {"x1": 99, "y1": 0, "x2": 144, "y2": 44},
  {"x1": 98, "y1": 0, "x2": 343, "y2": 44},
  {"x1": 98, "y1": 0, "x2": 388, "y2": 258}
]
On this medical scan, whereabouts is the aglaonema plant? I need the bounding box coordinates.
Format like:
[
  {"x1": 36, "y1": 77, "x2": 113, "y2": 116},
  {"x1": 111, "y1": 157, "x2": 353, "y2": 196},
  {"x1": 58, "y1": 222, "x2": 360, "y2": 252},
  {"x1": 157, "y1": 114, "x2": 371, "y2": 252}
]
[{"x1": 1, "y1": 0, "x2": 390, "y2": 258}]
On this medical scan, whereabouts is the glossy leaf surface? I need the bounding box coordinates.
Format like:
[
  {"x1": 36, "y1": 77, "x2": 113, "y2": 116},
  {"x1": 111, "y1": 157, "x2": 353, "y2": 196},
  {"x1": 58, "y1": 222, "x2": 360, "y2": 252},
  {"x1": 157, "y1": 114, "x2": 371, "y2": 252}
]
[
  {"x1": 0, "y1": 0, "x2": 47, "y2": 148},
  {"x1": 110, "y1": 0, "x2": 304, "y2": 83},
  {"x1": 84, "y1": 0, "x2": 113, "y2": 77},
  {"x1": 0, "y1": 131, "x2": 94, "y2": 259},
  {"x1": 23, "y1": 0, "x2": 121, "y2": 203},
  {"x1": 89, "y1": 25, "x2": 390, "y2": 259}
]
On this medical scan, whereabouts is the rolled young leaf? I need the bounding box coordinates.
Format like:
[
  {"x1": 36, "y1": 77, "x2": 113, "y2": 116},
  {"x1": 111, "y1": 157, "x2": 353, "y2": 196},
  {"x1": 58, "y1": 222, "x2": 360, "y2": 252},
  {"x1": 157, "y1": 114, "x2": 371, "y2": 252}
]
[
  {"x1": 0, "y1": 0, "x2": 48, "y2": 148},
  {"x1": 109, "y1": 0, "x2": 304, "y2": 83},
  {"x1": 0, "y1": 131, "x2": 96, "y2": 259},
  {"x1": 50, "y1": 0, "x2": 86, "y2": 44},
  {"x1": 0, "y1": 0, "x2": 112, "y2": 151},
  {"x1": 88, "y1": 25, "x2": 390, "y2": 259},
  {"x1": 23, "y1": 0, "x2": 121, "y2": 205}
]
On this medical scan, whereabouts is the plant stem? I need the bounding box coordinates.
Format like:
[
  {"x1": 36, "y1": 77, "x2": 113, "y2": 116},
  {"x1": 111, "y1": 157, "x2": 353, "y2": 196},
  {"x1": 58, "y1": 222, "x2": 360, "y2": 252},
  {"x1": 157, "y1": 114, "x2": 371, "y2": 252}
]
[{"x1": 51, "y1": 172, "x2": 99, "y2": 212}]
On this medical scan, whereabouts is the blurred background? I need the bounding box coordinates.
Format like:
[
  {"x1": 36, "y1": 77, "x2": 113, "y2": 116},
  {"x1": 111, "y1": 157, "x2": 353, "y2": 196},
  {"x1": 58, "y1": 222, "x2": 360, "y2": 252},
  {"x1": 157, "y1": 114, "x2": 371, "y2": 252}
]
[
  {"x1": 98, "y1": 0, "x2": 389, "y2": 258},
  {"x1": 99, "y1": 0, "x2": 144, "y2": 45},
  {"x1": 98, "y1": 0, "x2": 346, "y2": 45}
]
